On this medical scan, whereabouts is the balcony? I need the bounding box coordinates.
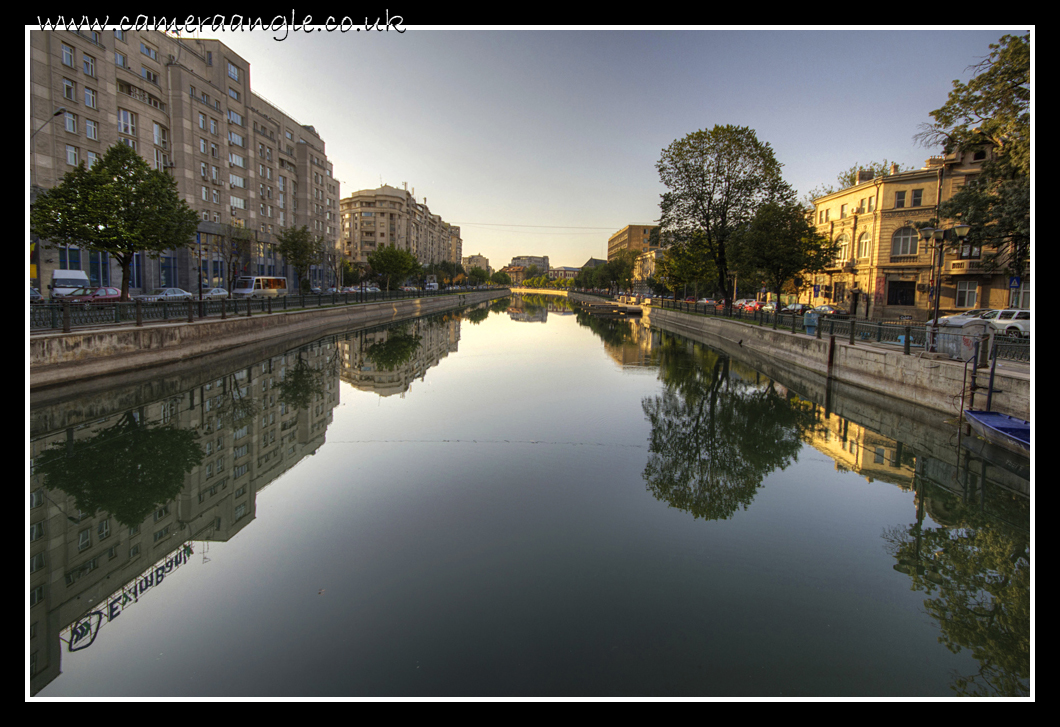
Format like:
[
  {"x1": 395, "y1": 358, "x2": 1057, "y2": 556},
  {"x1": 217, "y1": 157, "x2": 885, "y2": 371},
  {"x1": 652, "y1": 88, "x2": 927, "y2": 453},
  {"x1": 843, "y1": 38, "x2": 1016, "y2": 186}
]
[{"x1": 947, "y1": 259, "x2": 989, "y2": 274}]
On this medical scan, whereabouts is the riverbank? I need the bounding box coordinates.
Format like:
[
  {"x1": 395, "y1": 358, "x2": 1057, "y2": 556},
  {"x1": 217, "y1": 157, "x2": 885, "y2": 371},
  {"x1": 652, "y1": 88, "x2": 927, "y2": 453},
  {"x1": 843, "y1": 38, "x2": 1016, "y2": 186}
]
[
  {"x1": 29, "y1": 289, "x2": 509, "y2": 391},
  {"x1": 643, "y1": 305, "x2": 1030, "y2": 421}
]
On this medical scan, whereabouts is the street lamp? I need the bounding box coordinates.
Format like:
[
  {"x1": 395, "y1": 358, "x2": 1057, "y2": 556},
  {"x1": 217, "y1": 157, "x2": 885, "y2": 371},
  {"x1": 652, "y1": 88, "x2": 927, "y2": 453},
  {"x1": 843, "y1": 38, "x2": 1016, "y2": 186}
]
[{"x1": 920, "y1": 221, "x2": 971, "y2": 352}]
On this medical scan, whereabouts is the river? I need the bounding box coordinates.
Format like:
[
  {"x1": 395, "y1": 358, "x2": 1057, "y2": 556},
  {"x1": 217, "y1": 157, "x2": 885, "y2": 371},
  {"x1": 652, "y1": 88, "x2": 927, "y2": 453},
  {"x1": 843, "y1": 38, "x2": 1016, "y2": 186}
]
[{"x1": 29, "y1": 295, "x2": 1030, "y2": 698}]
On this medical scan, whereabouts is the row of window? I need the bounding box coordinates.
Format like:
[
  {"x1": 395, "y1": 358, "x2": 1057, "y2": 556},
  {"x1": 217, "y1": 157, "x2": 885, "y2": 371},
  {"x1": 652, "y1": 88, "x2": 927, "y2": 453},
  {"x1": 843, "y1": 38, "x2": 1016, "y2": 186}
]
[
  {"x1": 830, "y1": 226, "x2": 983, "y2": 265},
  {"x1": 817, "y1": 189, "x2": 923, "y2": 223}
]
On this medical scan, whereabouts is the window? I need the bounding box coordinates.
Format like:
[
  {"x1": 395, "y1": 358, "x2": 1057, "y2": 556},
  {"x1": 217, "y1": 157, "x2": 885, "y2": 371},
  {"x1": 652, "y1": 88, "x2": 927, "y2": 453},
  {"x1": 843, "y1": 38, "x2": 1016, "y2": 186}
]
[
  {"x1": 955, "y1": 280, "x2": 978, "y2": 308},
  {"x1": 115, "y1": 51, "x2": 128, "y2": 69},
  {"x1": 228, "y1": 62, "x2": 240, "y2": 81},
  {"x1": 64, "y1": 112, "x2": 77, "y2": 134},
  {"x1": 140, "y1": 42, "x2": 157, "y2": 60},
  {"x1": 118, "y1": 108, "x2": 136, "y2": 135},
  {"x1": 840, "y1": 203, "x2": 848, "y2": 218},
  {"x1": 833, "y1": 235, "x2": 849, "y2": 265},
  {"x1": 229, "y1": 87, "x2": 240, "y2": 101},
  {"x1": 78, "y1": 528, "x2": 91, "y2": 551},
  {"x1": 31, "y1": 521, "x2": 45, "y2": 542},
  {"x1": 911, "y1": 189, "x2": 923, "y2": 207},
  {"x1": 83, "y1": 54, "x2": 96, "y2": 77},
  {"x1": 894, "y1": 191, "x2": 906, "y2": 209},
  {"x1": 85, "y1": 87, "x2": 97, "y2": 109},
  {"x1": 141, "y1": 67, "x2": 159, "y2": 85},
  {"x1": 153, "y1": 123, "x2": 168, "y2": 149},
  {"x1": 98, "y1": 519, "x2": 110, "y2": 540},
  {"x1": 66, "y1": 144, "x2": 79, "y2": 166},
  {"x1": 63, "y1": 77, "x2": 76, "y2": 101},
  {"x1": 31, "y1": 552, "x2": 46, "y2": 574},
  {"x1": 199, "y1": 112, "x2": 206, "y2": 129},
  {"x1": 86, "y1": 118, "x2": 98, "y2": 141},
  {"x1": 62, "y1": 43, "x2": 75, "y2": 66},
  {"x1": 891, "y1": 227, "x2": 918, "y2": 257},
  {"x1": 857, "y1": 232, "x2": 871, "y2": 259},
  {"x1": 228, "y1": 109, "x2": 243, "y2": 126}
]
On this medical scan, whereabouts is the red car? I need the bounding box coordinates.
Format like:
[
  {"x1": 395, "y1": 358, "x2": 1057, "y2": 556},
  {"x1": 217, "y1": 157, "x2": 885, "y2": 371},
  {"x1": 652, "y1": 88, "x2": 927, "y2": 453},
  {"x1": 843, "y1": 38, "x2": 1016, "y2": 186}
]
[
  {"x1": 65, "y1": 286, "x2": 122, "y2": 305},
  {"x1": 742, "y1": 300, "x2": 764, "y2": 312}
]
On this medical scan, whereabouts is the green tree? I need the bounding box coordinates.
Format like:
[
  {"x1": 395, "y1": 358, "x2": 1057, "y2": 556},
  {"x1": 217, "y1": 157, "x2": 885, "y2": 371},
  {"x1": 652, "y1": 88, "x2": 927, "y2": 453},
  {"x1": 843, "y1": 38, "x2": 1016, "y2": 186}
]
[
  {"x1": 30, "y1": 143, "x2": 200, "y2": 301},
  {"x1": 657, "y1": 125, "x2": 794, "y2": 303},
  {"x1": 276, "y1": 225, "x2": 320, "y2": 293},
  {"x1": 467, "y1": 266, "x2": 490, "y2": 286},
  {"x1": 491, "y1": 270, "x2": 512, "y2": 286},
  {"x1": 732, "y1": 201, "x2": 835, "y2": 311},
  {"x1": 367, "y1": 244, "x2": 419, "y2": 291},
  {"x1": 916, "y1": 33, "x2": 1030, "y2": 278}
]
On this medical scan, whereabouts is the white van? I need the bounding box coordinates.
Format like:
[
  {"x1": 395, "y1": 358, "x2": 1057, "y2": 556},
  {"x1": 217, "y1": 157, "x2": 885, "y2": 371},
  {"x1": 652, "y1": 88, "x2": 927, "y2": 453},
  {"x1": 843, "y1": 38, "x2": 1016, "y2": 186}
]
[
  {"x1": 425, "y1": 282, "x2": 439, "y2": 291},
  {"x1": 49, "y1": 269, "x2": 90, "y2": 299},
  {"x1": 232, "y1": 276, "x2": 289, "y2": 299}
]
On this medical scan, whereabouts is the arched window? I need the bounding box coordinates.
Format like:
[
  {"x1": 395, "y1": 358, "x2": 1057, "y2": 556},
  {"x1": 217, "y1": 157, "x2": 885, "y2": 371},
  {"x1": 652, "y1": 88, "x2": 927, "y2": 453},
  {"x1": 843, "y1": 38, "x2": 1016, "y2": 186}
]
[
  {"x1": 857, "y1": 232, "x2": 871, "y2": 259},
  {"x1": 891, "y1": 227, "x2": 918, "y2": 256}
]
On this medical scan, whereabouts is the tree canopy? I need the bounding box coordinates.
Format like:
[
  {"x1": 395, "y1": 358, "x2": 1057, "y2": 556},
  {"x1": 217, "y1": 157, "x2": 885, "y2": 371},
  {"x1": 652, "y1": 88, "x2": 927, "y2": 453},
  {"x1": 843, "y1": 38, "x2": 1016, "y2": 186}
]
[
  {"x1": 657, "y1": 125, "x2": 794, "y2": 302},
  {"x1": 916, "y1": 33, "x2": 1030, "y2": 278},
  {"x1": 367, "y1": 244, "x2": 420, "y2": 291},
  {"x1": 276, "y1": 225, "x2": 323, "y2": 292},
  {"x1": 30, "y1": 143, "x2": 200, "y2": 301}
]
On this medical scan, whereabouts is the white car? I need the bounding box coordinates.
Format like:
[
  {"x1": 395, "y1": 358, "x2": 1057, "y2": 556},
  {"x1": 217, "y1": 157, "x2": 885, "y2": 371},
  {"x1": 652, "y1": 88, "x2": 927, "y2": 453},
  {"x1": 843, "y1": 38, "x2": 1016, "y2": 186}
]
[
  {"x1": 202, "y1": 287, "x2": 229, "y2": 300},
  {"x1": 136, "y1": 288, "x2": 193, "y2": 302},
  {"x1": 969, "y1": 308, "x2": 1031, "y2": 338},
  {"x1": 927, "y1": 309, "x2": 991, "y2": 327}
]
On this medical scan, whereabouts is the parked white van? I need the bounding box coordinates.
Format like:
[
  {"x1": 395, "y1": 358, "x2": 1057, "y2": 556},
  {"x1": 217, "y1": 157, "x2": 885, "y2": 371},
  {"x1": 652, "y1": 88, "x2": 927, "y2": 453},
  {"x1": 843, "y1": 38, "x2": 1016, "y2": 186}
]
[
  {"x1": 49, "y1": 269, "x2": 90, "y2": 299},
  {"x1": 232, "y1": 276, "x2": 289, "y2": 298}
]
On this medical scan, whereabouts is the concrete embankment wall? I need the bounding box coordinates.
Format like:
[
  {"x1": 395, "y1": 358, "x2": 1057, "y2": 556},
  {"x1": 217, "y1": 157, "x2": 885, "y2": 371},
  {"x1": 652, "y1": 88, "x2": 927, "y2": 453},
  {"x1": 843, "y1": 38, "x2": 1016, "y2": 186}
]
[
  {"x1": 644, "y1": 307, "x2": 1030, "y2": 421},
  {"x1": 29, "y1": 290, "x2": 508, "y2": 391}
]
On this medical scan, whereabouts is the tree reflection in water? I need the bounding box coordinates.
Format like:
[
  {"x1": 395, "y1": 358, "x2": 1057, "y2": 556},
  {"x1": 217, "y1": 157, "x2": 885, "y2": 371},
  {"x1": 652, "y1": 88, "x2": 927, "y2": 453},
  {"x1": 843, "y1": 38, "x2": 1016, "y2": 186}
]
[
  {"x1": 641, "y1": 333, "x2": 820, "y2": 521},
  {"x1": 882, "y1": 470, "x2": 1030, "y2": 697},
  {"x1": 34, "y1": 410, "x2": 203, "y2": 527}
]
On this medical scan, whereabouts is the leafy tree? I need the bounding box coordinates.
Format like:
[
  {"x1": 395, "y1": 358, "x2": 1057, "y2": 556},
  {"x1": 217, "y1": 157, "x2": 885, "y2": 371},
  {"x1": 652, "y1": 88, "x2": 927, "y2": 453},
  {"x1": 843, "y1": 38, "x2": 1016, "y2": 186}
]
[
  {"x1": 491, "y1": 270, "x2": 512, "y2": 286},
  {"x1": 365, "y1": 326, "x2": 422, "y2": 370},
  {"x1": 467, "y1": 266, "x2": 490, "y2": 286},
  {"x1": 30, "y1": 143, "x2": 200, "y2": 301},
  {"x1": 35, "y1": 410, "x2": 203, "y2": 527},
  {"x1": 367, "y1": 244, "x2": 419, "y2": 291},
  {"x1": 915, "y1": 33, "x2": 1030, "y2": 278},
  {"x1": 732, "y1": 201, "x2": 835, "y2": 311},
  {"x1": 657, "y1": 125, "x2": 794, "y2": 304},
  {"x1": 277, "y1": 225, "x2": 321, "y2": 292},
  {"x1": 659, "y1": 232, "x2": 715, "y2": 298},
  {"x1": 221, "y1": 224, "x2": 256, "y2": 291}
]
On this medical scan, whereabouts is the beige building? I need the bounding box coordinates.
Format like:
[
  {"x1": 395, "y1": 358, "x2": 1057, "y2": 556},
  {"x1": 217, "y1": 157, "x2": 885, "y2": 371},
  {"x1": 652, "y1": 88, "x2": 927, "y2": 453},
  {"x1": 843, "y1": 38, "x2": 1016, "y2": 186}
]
[
  {"x1": 811, "y1": 153, "x2": 1029, "y2": 320},
  {"x1": 462, "y1": 253, "x2": 491, "y2": 275},
  {"x1": 29, "y1": 29, "x2": 340, "y2": 296},
  {"x1": 341, "y1": 185, "x2": 460, "y2": 268},
  {"x1": 634, "y1": 248, "x2": 667, "y2": 294},
  {"x1": 607, "y1": 225, "x2": 658, "y2": 261}
]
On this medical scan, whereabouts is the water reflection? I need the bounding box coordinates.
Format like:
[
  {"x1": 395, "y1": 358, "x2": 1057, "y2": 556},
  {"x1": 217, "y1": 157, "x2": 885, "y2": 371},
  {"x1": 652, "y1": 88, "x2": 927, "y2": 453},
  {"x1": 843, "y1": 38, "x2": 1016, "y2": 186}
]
[
  {"x1": 883, "y1": 457, "x2": 1030, "y2": 697},
  {"x1": 640, "y1": 332, "x2": 821, "y2": 521},
  {"x1": 29, "y1": 309, "x2": 467, "y2": 696},
  {"x1": 30, "y1": 299, "x2": 1030, "y2": 697}
]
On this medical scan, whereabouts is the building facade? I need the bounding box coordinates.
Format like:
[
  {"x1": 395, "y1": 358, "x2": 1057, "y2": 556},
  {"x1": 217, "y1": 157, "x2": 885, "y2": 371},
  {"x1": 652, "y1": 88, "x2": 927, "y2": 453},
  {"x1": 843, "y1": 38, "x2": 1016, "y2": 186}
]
[
  {"x1": 341, "y1": 185, "x2": 460, "y2": 269},
  {"x1": 510, "y1": 255, "x2": 549, "y2": 274},
  {"x1": 462, "y1": 253, "x2": 491, "y2": 275},
  {"x1": 29, "y1": 29, "x2": 340, "y2": 298},
  {"x1": 607, "y1": 225, "x2": 658, "y2": 261},
  {"x1": 811, "y1": 154, "x2": 1030, "y2": 320}
]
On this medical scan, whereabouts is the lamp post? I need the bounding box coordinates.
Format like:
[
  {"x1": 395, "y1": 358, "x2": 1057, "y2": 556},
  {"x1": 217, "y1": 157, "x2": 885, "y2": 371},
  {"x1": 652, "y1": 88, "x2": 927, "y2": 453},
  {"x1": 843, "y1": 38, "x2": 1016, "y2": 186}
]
[{"x1": 920, "y1": 221, "x2": 971, "y2": 352}]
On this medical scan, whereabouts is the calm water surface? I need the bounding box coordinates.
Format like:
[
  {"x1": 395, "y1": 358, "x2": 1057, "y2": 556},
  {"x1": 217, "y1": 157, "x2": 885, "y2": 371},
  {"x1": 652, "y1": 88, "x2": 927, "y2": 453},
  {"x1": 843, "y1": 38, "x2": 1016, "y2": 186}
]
[{"x1": 30, "y1": 296, "x2": 1030, "y2": 697}]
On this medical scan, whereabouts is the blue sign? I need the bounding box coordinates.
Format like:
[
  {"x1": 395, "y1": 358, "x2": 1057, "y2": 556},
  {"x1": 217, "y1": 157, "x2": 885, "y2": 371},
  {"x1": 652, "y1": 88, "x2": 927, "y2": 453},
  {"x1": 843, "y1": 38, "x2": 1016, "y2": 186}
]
[{"x1": 1009, "y1": 276, "x2": 1021, "y2": 289}]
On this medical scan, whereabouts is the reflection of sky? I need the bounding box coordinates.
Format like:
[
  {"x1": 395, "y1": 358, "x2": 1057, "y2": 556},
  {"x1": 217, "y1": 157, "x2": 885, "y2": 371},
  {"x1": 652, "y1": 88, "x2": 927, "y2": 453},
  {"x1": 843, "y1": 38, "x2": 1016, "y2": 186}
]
[{"x1": 39, "y1": 310, "x2": 992, "y2": 697}]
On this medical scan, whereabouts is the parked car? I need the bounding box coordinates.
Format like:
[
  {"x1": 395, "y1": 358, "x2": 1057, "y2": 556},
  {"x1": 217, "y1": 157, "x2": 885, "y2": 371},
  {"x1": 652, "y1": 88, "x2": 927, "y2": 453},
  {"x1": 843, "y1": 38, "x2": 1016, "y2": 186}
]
[
  {"x1": 783, "y1": 303, "x2": 813, "y2": 314},
  {"x1": 66, "y1": 286, "x2": 122, "y2": 305},
  {"x1": 733, "y1": 299, "x2": 753, "y2": 309},
  {"x1": 966, "y1": 308, "x2": 1030, "y2": 338},
  {"x1": 761, "y1": 301, "x2": 781, "y2": 314},
  {"x1": 135, "y1": 288, "x2": 193, "y2": 302},
  {"x1": 30, "y1": 287, "x2": 44, "y2": 304},
  {"x1": 697, "y1": 298, "x2": 718, "y2": 306},
  {"x1": 927, "y1": 309, "x2": 992, "y2": 327},
  {"x1": 813, "y1": 304, "x2": 849, "y2": 318},
  {"x1": 202, "y1": 287, "x2": 229, "y2": 300}
]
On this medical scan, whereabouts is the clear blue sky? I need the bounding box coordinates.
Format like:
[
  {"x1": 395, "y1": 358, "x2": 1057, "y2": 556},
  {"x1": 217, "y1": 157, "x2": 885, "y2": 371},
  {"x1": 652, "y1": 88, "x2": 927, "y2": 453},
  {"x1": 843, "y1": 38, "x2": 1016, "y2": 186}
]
[{"x1": 216, "y1": 27, "x2": 1028, "y2": 269}]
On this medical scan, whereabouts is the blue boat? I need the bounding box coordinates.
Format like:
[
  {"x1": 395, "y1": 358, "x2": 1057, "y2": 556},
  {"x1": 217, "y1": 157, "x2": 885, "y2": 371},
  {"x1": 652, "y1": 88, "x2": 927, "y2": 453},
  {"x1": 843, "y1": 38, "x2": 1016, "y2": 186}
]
[{"x1": 964, "y1": 410, "x2": 1030, "y2": 454}]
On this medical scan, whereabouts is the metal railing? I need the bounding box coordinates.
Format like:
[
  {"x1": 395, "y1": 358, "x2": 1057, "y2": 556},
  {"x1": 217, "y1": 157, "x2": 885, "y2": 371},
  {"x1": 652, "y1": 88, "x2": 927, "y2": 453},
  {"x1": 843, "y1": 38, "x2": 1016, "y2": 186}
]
[
  {"x1": 30, "y1": 287, "x2": 498, "y2": 333},
  {"x1": 648, "y1": 299, "x2": 1030, "y2": 364}
]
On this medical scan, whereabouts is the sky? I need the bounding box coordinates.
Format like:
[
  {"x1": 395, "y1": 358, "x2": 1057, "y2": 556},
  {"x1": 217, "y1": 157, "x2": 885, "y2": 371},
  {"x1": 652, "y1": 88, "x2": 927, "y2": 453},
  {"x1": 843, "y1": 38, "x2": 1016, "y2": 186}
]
[{"x1": 211, "y1": 26, "x2": 1029, "y2": 270}]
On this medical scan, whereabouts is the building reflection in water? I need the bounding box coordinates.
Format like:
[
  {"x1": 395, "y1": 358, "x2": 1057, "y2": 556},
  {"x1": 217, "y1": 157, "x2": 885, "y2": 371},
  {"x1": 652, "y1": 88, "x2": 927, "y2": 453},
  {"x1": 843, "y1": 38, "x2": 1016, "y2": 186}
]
[
  {"x1": 28, "y1": 311, "x2": 465, "y2": 696},
  {"x1": 575, "y1": 309, "x2": 1029, "y2": 697}
]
